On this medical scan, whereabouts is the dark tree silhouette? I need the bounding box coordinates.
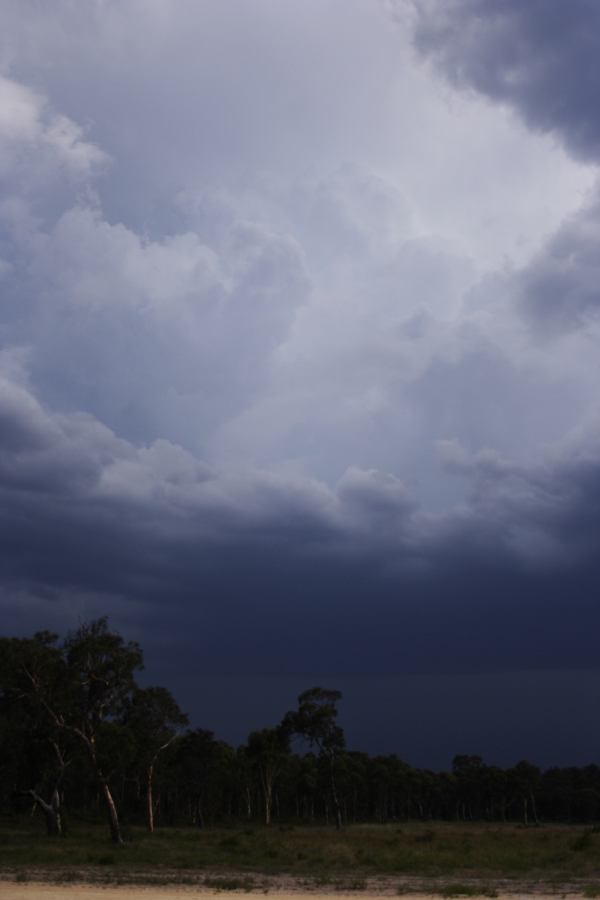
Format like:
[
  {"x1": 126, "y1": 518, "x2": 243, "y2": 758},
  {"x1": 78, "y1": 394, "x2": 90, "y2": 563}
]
[
  {"x1": 246, "y1": 726, "x2": 290, "y2": 825},
  {"x1": 121, "y1": 686, "x2": 188, "y2": 832},
  {"x1": 283, "y1": 687, "x2": 345, "y2": 829},
  {"x1": 1, "y1": 619, "x2": 143, "y2": 843}
]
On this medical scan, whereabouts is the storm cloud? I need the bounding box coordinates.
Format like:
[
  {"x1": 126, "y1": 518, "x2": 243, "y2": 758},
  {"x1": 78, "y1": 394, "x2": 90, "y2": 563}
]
[
  {"x1": 2, "y1": 0, "x2": 600, "y2": 765},
  {"x1": 409, "y1": 0, "x2": 600, "y2": 163},
  {"x1": 2, "y1": 363, "x2": 599, "y2": 678}
]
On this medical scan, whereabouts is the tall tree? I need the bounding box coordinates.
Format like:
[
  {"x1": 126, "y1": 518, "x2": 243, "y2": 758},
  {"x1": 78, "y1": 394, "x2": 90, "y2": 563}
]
[
  {"x1": 7, "y1": 619, "x2": 143, "y2": 843},
  {"x1": 283, "y1": 687, "x2": 345, "y2": 829},
  {"x1": 246, "y1": 726, "x2": 290, "y2": 825},
  {"x1": 0, "y1": 632, "x2": 71, "y2": 836},
  {"x1": 510, "y1": 759, "x2": 541, "y2": 826},
  {"x1": 121, "y1": 686, "x2": 188, "y2": 832},
  {"x1": 60, "y1": 619, "x2": 143, "y2": 842},
  {"x1": 173, "y1": 729, "x2": 230, "y2": 828}
]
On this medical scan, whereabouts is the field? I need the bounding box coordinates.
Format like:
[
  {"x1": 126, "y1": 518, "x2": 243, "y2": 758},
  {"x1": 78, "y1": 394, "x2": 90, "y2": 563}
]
[{"x1": 2, "y1": 820, "x2": 600, "y2": 894}]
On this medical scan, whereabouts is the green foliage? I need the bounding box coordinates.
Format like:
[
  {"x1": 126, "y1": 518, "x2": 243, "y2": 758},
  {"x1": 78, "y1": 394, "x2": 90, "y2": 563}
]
[
  {"x1": 414, "y1": 830, "x2": 437, "y2": 843},
  {"x1": 122, "y1": 685, "x2": 188, "y2": 757},
  {"x1": 5, "y1": 617, "x2": 600, "y2": 880},
  {"x1": 283, "y1": 687, "x2": 345, "y2": 829},
  {"x1": 0, "y1": 619, "x2": 149, "y2": 843},
  {"x1": 284, "y1": 687, "x2": 345, "y2": 755}
]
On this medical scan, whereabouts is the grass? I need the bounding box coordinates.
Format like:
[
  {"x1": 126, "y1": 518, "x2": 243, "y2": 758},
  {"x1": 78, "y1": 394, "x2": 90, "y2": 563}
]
[
  {"x1": 203, "y1": 876, "x2": 257, "y2": 891},
  {"x1": 1, "y1": 818, "x2": 600, "y2": 887},
  {"x1": 439, "y1": 886, "x2": 498, "y2": 898},
  {"x1": 334, "y1": 878, "x2": 368, "y2": 891}
]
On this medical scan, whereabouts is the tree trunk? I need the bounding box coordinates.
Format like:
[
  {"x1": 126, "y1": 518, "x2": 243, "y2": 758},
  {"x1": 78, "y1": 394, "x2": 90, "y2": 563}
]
[
  {"x1": 28, "y1": 788, "x2": 63, "y2": 837},
  {"x1": 529, "y1": 790, "x2": 539, "y2": 826},
  {"x1": 100, "y1": 779, "x2": 124, "y2": 844},
  {"x1": 261, "y1": 770, "x2": 273, "y2": 825},
  {"x1": 327, "y1": 752, "x2": 343, "y2": 830},
  {"x1": 195, "y1": 797, "x2": 205, "y2": 828},
  {"x1": 146, "y1": 763, "x2": 155, "y2": 833}
]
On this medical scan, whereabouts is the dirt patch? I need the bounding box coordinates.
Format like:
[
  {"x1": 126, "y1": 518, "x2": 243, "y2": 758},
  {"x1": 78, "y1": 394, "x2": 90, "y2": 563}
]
[
  {"x1": 0, "y1": 872, "x2": 596, "y2": 900},
  {"x1": 0, "y1": 887, "x2": 593, "y2": 900}
]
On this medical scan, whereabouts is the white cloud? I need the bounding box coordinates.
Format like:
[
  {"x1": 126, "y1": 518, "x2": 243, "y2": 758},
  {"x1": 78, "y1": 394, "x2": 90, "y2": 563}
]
[{"x1": 0, "y1": 74, "x2": 107, "y2": 181}]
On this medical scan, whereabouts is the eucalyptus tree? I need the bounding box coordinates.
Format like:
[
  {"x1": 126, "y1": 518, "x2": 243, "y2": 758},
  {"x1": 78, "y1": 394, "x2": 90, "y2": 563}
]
[
  {"x1": 0, "y1": 631, "x2": 71, "y2": 836},
  {"x1": 173, "y1": 728, "x2": 233, "y2": 827},
  {"x1": 1, "y1": 619, "x2": 143, "y2": 843},
  {"x1": 121, "y1": 686, "x2": 188, "y2": 832},
  {"x1": 452, "y1": 754, "x2": 487, "y2": 821},
  {"x1": 510, "y1": 759, "x2": 541, "y2": 825},
  {"x1": 283, "y1": 687, "x2": 345, "y2": 829},
  {"x1": 61, "y1": 619, "x2": 144, "y2": 842},
  {"x1": 246, "y1": 726, "x2": 290, "y2": 825}
]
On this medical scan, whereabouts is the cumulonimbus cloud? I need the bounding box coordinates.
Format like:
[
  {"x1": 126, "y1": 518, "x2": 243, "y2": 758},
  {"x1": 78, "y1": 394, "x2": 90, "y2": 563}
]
[
  {"x1": 2, "y1": 2, "x2": 600, "y2": 705},
  {"x1": 2, "y1": 358, "x2": 600, "y2": 676}
]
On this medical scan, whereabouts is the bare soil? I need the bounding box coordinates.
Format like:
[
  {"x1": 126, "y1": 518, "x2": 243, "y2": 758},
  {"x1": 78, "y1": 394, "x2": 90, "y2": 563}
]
[
  {"x1": 0, "y1": 872, "x2": 595, "y2": 900},
  {"x1": 0, "y1": 890, "x2": 592, "y2": 900}
]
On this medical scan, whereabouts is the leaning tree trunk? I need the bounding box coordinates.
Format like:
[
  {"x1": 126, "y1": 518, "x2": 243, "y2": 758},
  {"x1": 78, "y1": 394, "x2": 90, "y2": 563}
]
[
  {"x1": 28, "y1": 788, "x2": 63, "y2": 837},
  {"x1": 83, "y1": 736, "x2": 124, "y2": 844},
  {"x1": 99, "y1": 778, "x2": 124, "y2": 844},
  {"x1": 26, "y1": 739, "x2": 69, "y2": 836}
]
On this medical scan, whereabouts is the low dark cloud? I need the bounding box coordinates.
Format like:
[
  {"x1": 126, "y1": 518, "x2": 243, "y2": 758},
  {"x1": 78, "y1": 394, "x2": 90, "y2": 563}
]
[
  {"x1": 514, "y1": 190, "x2": 600, "y2": 332},
  {"x1": 410, "y1": 0, "x2": 600, "y2": 163},
  {"x1": 2, "y1": 370, "x2": 600, "y2": 690}
]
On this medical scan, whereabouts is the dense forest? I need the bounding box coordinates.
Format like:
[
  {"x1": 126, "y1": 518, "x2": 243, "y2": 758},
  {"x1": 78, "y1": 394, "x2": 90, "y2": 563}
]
[{"x1": 1, "y1": 620, "x2": 599, "y2": 844}]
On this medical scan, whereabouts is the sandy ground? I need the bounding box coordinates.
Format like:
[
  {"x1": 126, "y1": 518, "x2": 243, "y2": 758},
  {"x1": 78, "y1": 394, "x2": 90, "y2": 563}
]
[
  {"x1": 0, "y1": 881, "x2": 581, "y2": 900},
  {"x1": 0, "y1": 884, "x2": 593, "y2": 900},
  {"x1": 0, "y1": 872, "x2": 592, "y2": 900}
]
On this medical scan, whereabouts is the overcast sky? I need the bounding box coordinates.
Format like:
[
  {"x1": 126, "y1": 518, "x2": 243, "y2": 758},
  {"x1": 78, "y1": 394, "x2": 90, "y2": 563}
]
[{"x1": 2, "y1": 0, "x2": 600, "y2": 769}]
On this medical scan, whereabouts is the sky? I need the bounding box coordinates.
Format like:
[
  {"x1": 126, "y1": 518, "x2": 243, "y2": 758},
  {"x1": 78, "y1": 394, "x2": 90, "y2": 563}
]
[{"x1": 2, "y1": 0, "x2": 600, "y2": 770}]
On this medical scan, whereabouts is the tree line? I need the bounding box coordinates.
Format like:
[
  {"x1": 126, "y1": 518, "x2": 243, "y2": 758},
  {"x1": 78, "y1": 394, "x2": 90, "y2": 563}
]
[{"x1": 1, "y1": 620, "x2": 599, "y2": 843}]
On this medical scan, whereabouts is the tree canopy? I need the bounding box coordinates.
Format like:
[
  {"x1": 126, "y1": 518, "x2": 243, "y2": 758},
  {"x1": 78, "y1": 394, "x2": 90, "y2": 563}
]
[{"x1": 2, "y1": 620, "x2": 600, "y2": 841}]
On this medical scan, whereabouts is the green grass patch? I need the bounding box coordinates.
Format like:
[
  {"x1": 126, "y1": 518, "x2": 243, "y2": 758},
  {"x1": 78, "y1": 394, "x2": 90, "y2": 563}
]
[
  {"x1": 572, "y1": 830, "x2": 594, "y2": 852},
  {"x1": 2, "y1": 818, "x2": 600, "y2": 884}
]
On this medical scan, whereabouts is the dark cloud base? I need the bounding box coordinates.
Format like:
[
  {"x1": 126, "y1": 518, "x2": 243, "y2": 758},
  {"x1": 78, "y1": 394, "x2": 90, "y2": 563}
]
[{"x1": 1, "y1": 374, "x2": 599, "y2": 694}]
